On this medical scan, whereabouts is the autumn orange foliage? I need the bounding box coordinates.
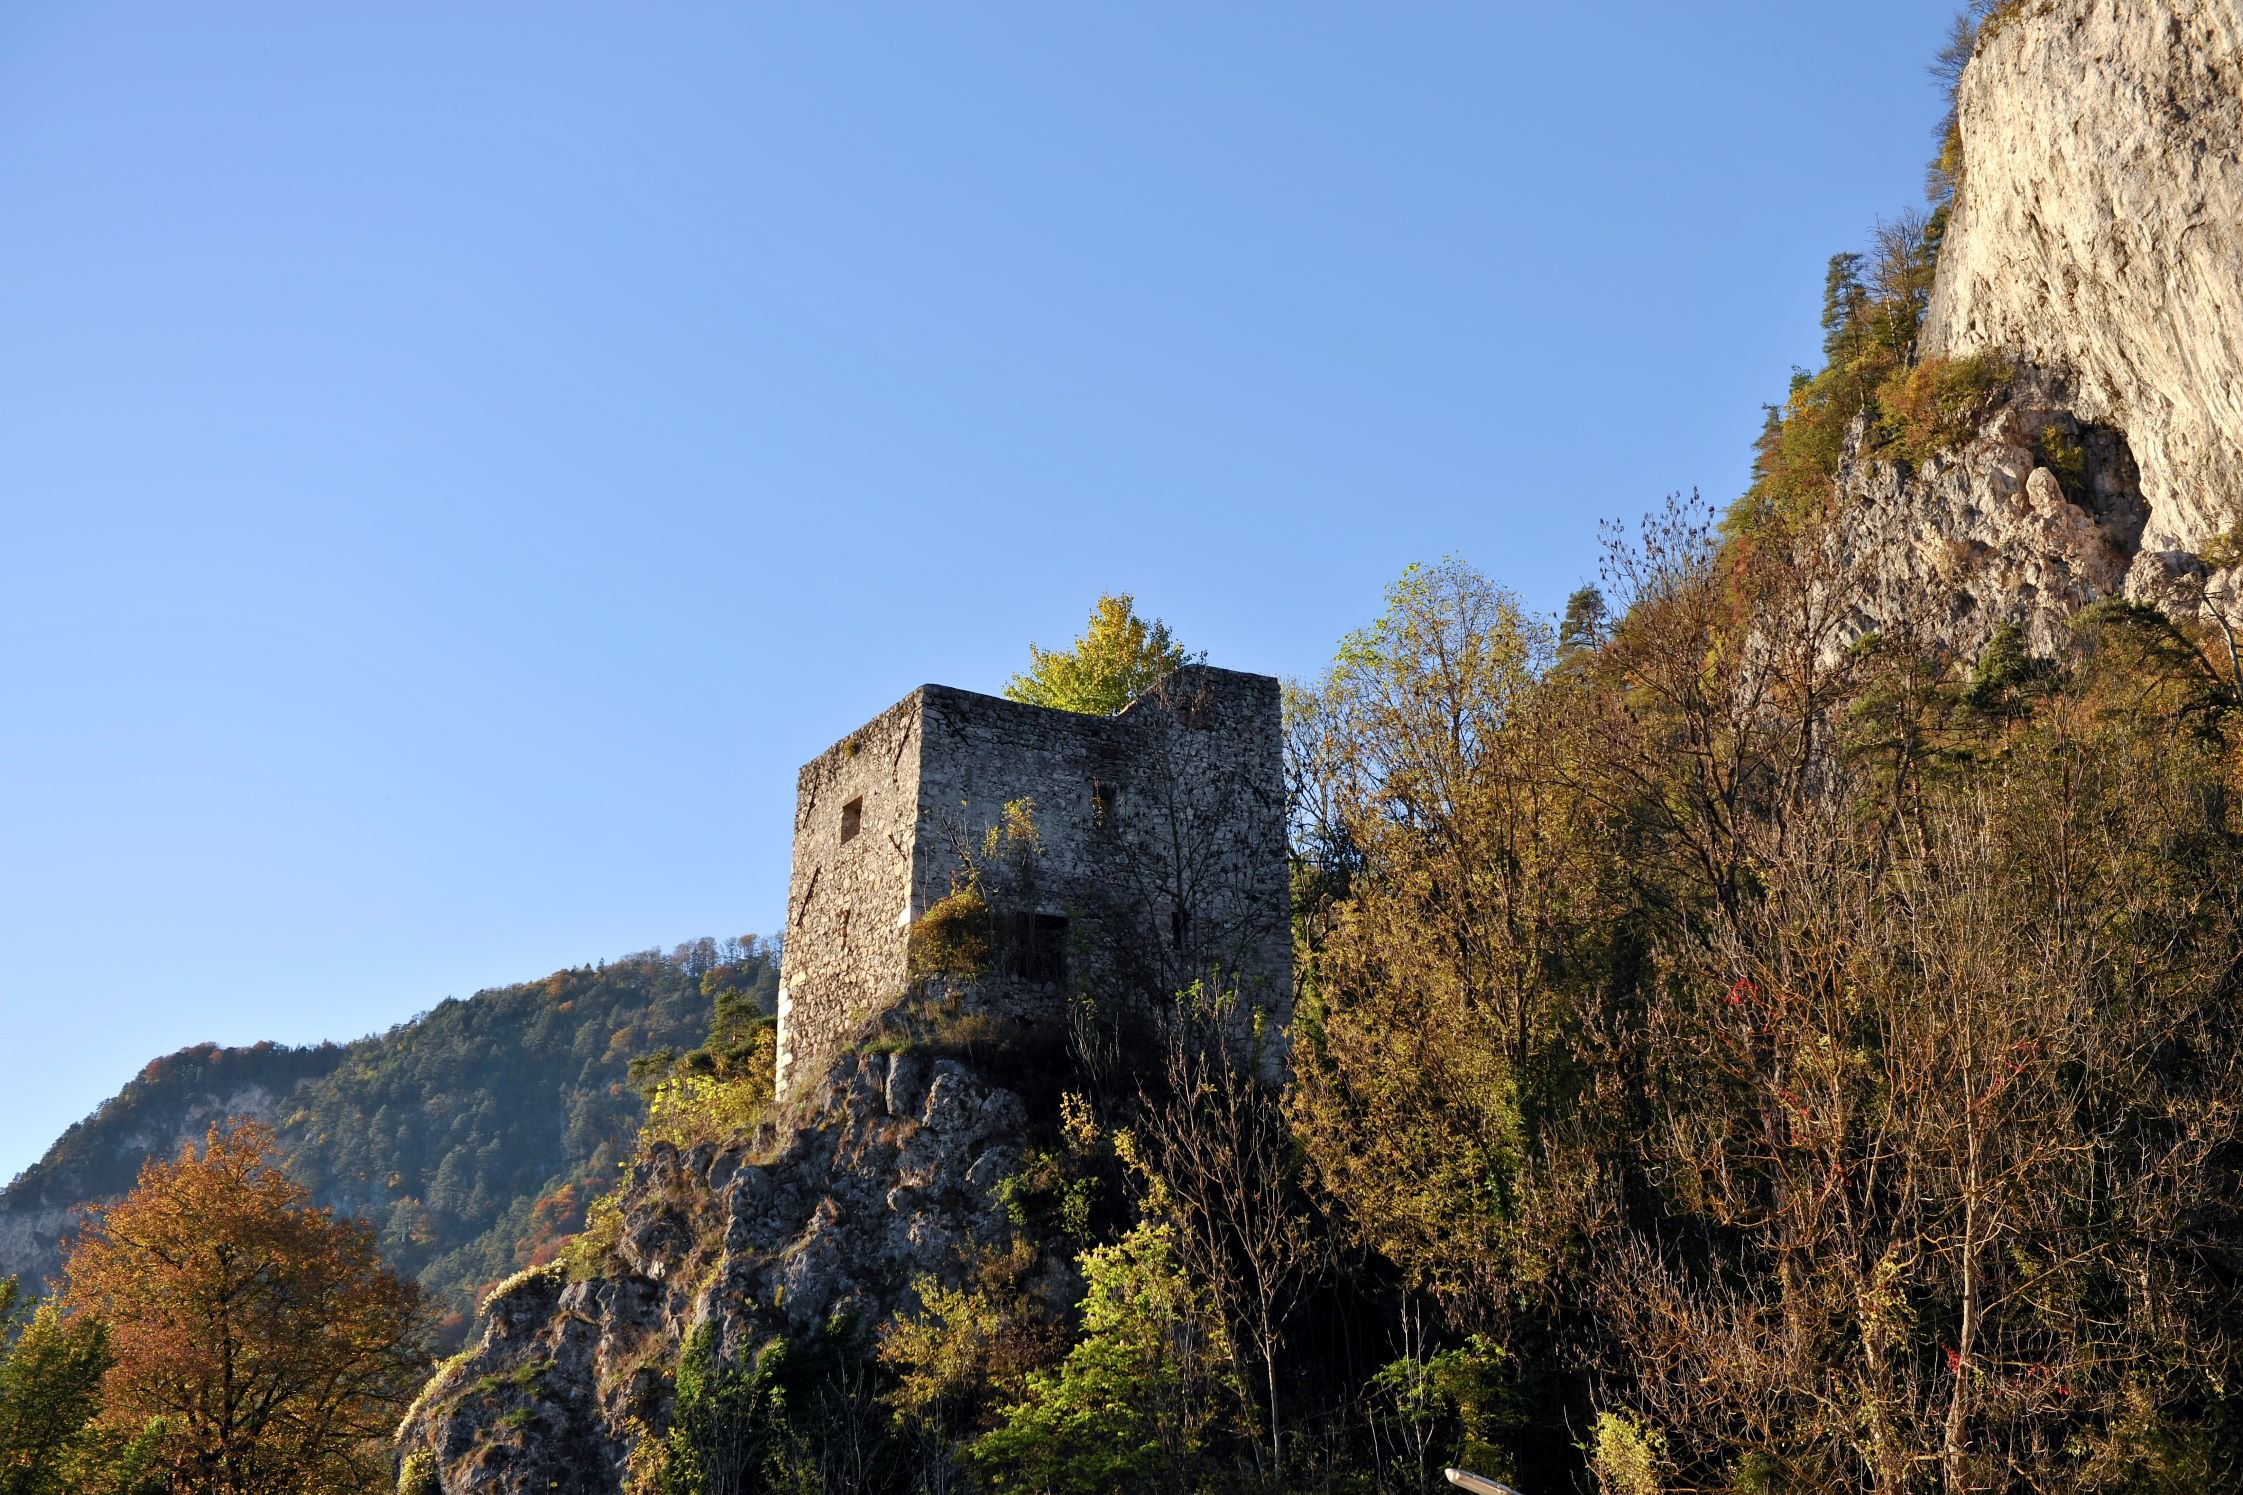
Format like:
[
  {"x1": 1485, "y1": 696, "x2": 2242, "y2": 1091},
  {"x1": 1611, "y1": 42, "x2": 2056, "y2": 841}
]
[{"x1": 62, "y1": 1120, "x2": 431, "y2": 1495}]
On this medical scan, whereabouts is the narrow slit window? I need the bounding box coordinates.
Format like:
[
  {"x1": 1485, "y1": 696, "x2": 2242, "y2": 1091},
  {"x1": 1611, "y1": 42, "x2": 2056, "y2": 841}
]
[
  {"x1": 1170, "y1": 905, "x2": 1190, "y2": 951},
  {"x1": 840, "y1": 796, "x2": 863, "y2": 843},
  {"x1": 1092, "y1": 779, "x2": 1116, "y2": 832}
]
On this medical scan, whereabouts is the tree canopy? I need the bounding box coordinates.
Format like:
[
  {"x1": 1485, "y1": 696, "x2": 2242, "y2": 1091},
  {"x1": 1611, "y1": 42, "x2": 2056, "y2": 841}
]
[
  {"x1": 1003, "y1": 594, "x2": 1189, "y2": 716},
  {"x1": 63, "y1": 1121, "x2": 431, "y2": 1495},
  {"x1": 0, "y1": 1275, "x2": 147, "y2": 1495}
]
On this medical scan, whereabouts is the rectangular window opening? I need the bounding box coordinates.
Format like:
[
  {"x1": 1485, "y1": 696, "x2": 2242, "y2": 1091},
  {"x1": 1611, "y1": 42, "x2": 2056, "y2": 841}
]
[
  {"x1": 1006, "y1": 912, "x2": 1069, "y2": 985},
  {"x1": 840, "y1": 796, "x2": 863, "y2": 843},
  {"x1": 1092, "y1": 779, "x2": 1116, "y2": 832}
]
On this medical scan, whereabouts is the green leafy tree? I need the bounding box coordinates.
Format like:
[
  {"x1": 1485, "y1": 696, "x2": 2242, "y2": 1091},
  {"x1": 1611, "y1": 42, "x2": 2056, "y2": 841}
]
[
  {"x1": 1004, "y1": 595, "x2": 1189, "y2": 716},
  {"x1": 0, "y1": 1277, "x2": 110, "y2": 1494},
  {"x1": 651, "y1": 1326, "x2": 792, "y2": 1495},
  {"x1": 1558, "y1": 585, "x2": 1607, "y2": 658},
  {"x1": 880, "y1": 1255, "x2": 1062, "y2": 1451},
  {"x1": 1820, "y1": 250, "x2": 1868, "y2": 368},
  {"x1": 1368, "y1": 1329, "x2": 1515, "y2": 1495},
  {"x1": 972, "y1": 1222, "x2": 1237, "y2": 1494},
  {"x1": 1286, "y1": 557, "x2": 1564, "y2": 1318}
]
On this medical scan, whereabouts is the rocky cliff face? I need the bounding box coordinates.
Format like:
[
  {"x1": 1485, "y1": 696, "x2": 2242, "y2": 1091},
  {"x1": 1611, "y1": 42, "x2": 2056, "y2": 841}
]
[
  {"x1": 1826, "y1": 374, "x2": 2150, "y2": 658},
  {"x1": 1817, "y1": 0, "x2": 2242, "y2": 659},
  {"x1": 1926, "y1": 0, "x2": 2243, "y2": 561},
  {"x1": 396, "y1": 1050, "x2": 1052, "y2": 1494}
]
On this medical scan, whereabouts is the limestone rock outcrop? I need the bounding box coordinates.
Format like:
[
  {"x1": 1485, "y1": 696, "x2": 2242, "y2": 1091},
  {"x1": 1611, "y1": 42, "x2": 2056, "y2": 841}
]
[
  {"x1": 396, "y1": 1051, "x2": 1051, "y2": 1495},
  {"x1": 1826, "y1": 377, "x2": 2149, "y2": 658},
  {"x1": 1926, "y1": 0, "x2": 2243, "y2": 559}
]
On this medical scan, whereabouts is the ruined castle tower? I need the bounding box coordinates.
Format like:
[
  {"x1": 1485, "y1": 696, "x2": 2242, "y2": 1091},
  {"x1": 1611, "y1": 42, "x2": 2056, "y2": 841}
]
[{"x1": 774, "y1": 663, "x2": 1290, "y2": 1091}]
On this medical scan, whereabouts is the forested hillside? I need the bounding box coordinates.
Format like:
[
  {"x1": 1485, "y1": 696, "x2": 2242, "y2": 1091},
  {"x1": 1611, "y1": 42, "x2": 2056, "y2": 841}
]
[
  {"x1": 0, "y1": 1040, "x2": 350, "y2": 1299},
  {"x1": 0, "y1": 938, "x2": 776, "y2": 1338}
]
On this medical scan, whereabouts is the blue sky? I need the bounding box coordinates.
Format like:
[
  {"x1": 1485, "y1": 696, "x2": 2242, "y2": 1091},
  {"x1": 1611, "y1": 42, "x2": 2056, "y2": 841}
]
[{"x1": 1, "y1": 2, "x2": 1963, "y2": 1182}]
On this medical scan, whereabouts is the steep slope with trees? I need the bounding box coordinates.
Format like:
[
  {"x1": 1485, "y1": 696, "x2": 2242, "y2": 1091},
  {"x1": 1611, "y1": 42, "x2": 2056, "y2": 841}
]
[
  {"x1": 0, "y1": 940, "x2": 776, "y2": 1338},
  {"x1": 0, "y1": 1044, "x2": 349, "y2": 1311}
]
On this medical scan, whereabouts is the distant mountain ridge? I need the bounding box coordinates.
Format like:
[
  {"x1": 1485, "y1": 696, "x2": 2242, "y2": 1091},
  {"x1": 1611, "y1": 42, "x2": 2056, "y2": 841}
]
[{"x1": 0, "y1": 938, "x2": 775, "y2": 1339}]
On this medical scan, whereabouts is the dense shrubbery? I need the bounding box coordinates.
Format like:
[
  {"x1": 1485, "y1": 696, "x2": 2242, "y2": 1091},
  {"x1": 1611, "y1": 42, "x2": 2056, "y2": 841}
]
[
  {"x1": 907, "y1": 886, "x2": 995, "y2": 981},
  {"x1": 1878, "y1": 346, "x2": 2013, "y2": 461},
  {"x1": 1272, "y1": 516, "x2": 2243, "y2": 1492},
  {"x1": 636, "y1": 1024, "x2": 779, "y2": 1153},
  {"x1": 968, "y1": 1222, "x2": 1237, "y2": 1494},
  {"x1": 600, "y1": 932, "x2": 796, "y2": 1163}
]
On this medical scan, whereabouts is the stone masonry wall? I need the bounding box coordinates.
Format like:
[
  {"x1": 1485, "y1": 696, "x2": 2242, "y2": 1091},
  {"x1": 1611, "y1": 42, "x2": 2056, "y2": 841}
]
[
  {"x1": 914, "y1": 665, "x2": 1290, "y2": 1022},
  {"x1": 1099, "y1": 666, "x2": 1291, "y2": 1011},
  {"x1": 776, "y1": 665, "x2": 1290, "y2": 1093},
  {"x1": 775, "y1": 692, "x2": 923, "y2": 1091},
  {"x1": 911, "y1": 683, "x2": 1136, "y2": 945}
]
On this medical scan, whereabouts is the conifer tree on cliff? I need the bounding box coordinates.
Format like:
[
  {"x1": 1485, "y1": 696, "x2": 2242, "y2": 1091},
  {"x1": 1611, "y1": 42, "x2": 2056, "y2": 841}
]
[
  {"x1": 1005, "y1": 593, "x2": 1189, "y2": 716},
  {"x1": 62, "y1": 1121, "x2": 430, "y2": 1495}
]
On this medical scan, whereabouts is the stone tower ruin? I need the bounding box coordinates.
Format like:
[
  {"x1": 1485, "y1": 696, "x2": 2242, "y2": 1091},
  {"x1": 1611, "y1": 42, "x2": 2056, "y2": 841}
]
[{"x1": 774, "y1": 663, "x2": 1290, "y2": 1091}]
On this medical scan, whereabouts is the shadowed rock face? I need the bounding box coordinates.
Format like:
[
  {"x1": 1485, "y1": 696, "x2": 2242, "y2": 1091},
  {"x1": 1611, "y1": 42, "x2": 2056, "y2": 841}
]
[
  {"x1": 1926, "y1": 0, "x2": 2243, "y2": 558},
  {"x1": 397, "y1": 1051, "x2": 1056, "y2": 1495}
]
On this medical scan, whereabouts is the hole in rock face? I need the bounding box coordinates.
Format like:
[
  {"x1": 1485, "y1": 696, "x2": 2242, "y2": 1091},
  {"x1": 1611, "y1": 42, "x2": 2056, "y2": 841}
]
[
  {"x1": 840, "y1": 797, "x2": 863, "y2": 843},
  {"x1": 2079, "y1": 423, "x2": 2148, "y2": 554},
  {"x1": 2021, "y1": 376, "x2": 2147, "y2": 555}
]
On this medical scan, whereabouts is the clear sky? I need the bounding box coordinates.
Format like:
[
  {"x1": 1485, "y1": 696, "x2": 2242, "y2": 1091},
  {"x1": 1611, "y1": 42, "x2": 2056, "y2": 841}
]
[{"x1": 0, "y1": 2, "x2": 1964, "y2": 1182}]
